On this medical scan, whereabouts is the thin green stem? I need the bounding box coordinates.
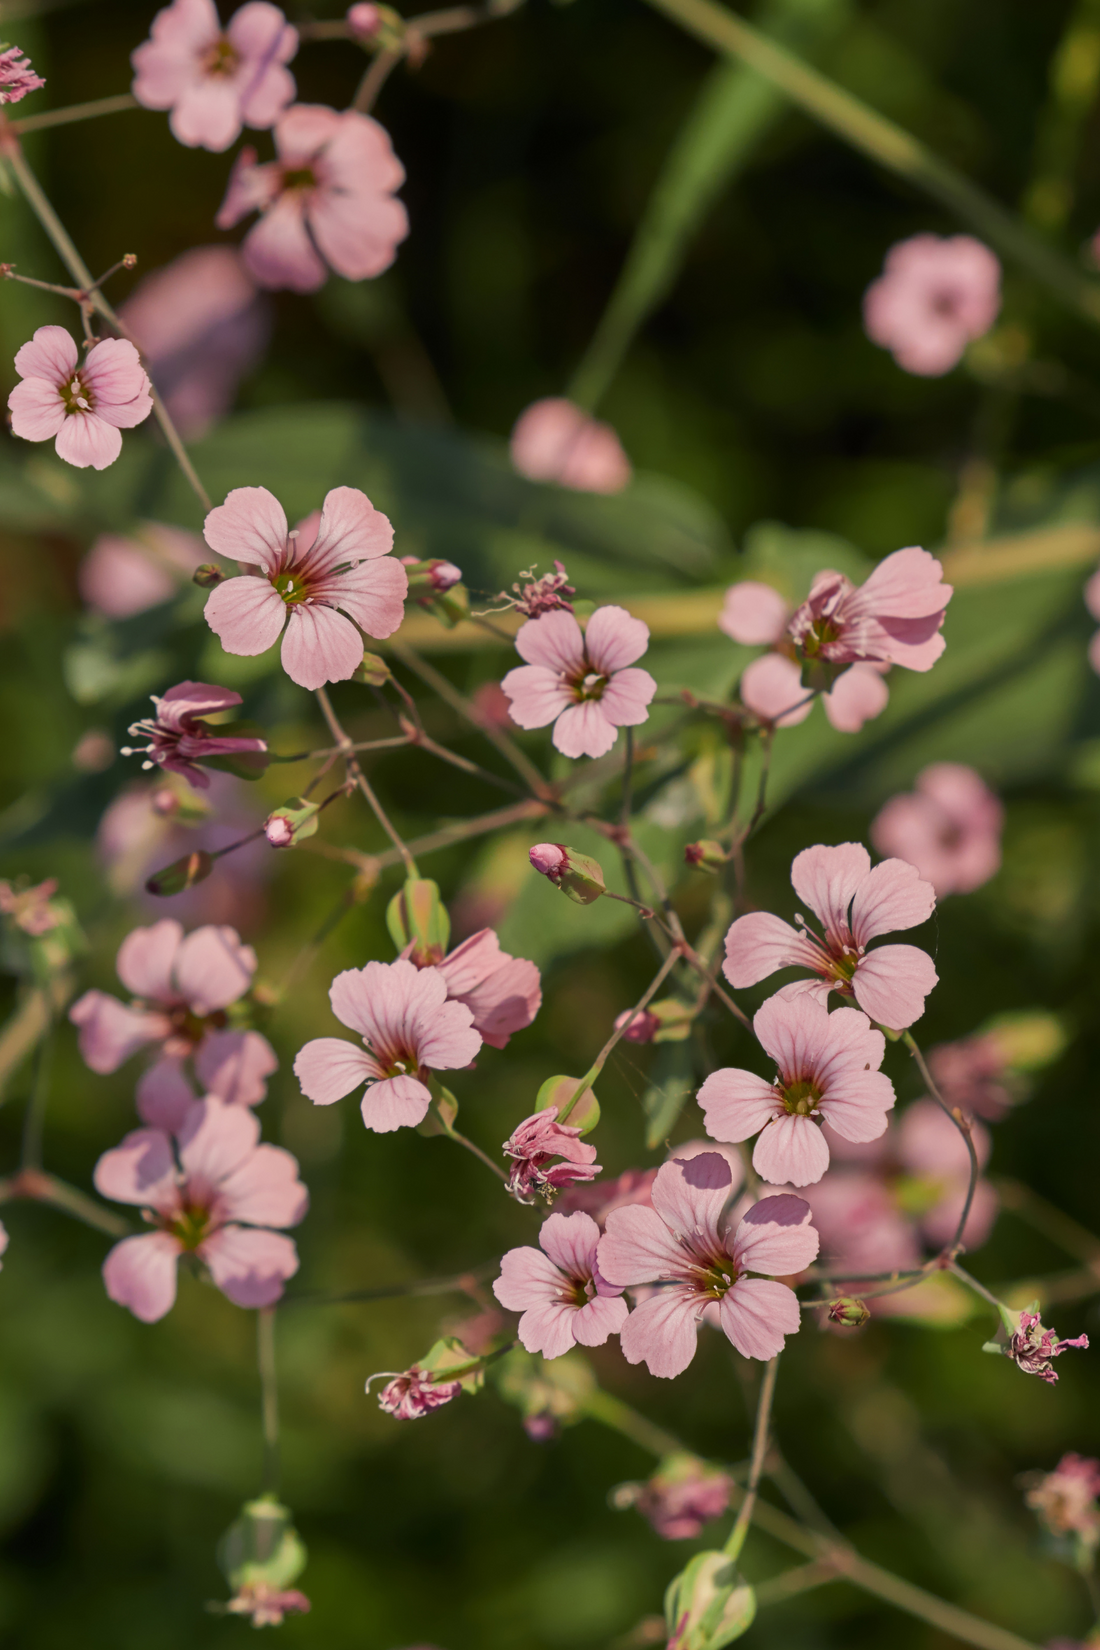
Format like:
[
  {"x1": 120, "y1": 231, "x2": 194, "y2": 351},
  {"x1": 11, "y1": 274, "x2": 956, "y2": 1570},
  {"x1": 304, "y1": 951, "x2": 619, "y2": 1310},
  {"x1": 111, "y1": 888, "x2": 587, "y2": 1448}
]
[
  {"x1": 257, "y1": 1307, "x2": 280, "y2": 1495},
  {"x1": 903, "y1": 1030, "x2": 980, "y2": 1255},
  {"x1": 315, "y1": 686, "x2": 418, "y2": 875},
  {"x1": 283, "y1": 1263, "x2": 497, "y2": 1309},
  {"x1": 580, "y1": 1387, "x2": 684, "y2": 1459},
  {"x1": 725, "y1": 1355, "x2": 779, "y2": 1562},
  {"x1": 19, "y1": 1005, "x2": 53, "y2": 1171},
  {"x1": 560, "y1": 947, "x2": 680, "y2": 1122},
  {"x1": 10, "y1": 93, "x2": 138, "y2": 134},
  {"x1": 0, "y1": 1167, "x2": 129, "y2": 1236}
]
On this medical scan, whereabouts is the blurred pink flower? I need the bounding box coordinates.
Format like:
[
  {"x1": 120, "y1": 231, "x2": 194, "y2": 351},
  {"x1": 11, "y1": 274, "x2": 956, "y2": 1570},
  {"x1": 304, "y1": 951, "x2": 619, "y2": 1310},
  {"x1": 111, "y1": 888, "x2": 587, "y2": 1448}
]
[
  {"x1": 95, "y1": 1096, "x2": 307, "y2": 1321},
  {"x1": 346, "y1": 3, "x2": 382, "y2": 39},
  {"x1": 0, "y1": 45, "x2": 44, "y2": 103},
  {"x1": 619, "y1": 1457, "x2": 734, "y2": 1541},
  {"x1": 510, "y1": 398, "x2": 631, "y2": 493},
  {"x1": 558, "y1": 1166, "x2": 658, "y2": 1226},
  {"x1": 373, "y1": 1366, "x2": 463, "y2": 1419},
  {"x1": 294, "y1": 958, "x2": 481, "y2": 1132},
  {"x1": 502, "y1": 1105, "x2": 601, "y2": 1204},
  {"x1": 927, "y1": 1032, "x2": 1013, "y2": 1120},
  {"x1": 226, "y1": 1583, "x2": 311, "y2": 1626},
  {"x1": 502, "y1": 605, "x2": 656, "y2": 759},
  {"x1": 494, "y1": 1210, "x2": 627, "y2": 1357},
  {"x1": 470, "y1": 681, "x2": 517, "y2": 729},
  {"x1": 598, "y1": 1151, "x2": 818, "y2": 1376},
  {"x1": 119, "y1": 246, "x2": 269, "y2": 439},
  {"x1": 131, "y1": 0, "x2": 297, "y2": 152},
  {"x1": 1025, "y1": 1454, "x2": 1100, "y2": 1546},
  {"x1": 723, "y1": 841, "x2": 938, "y2": 1030},
  {"x1": 788, "y1": 546, "x2": 952, "y2": 674},
  {"x1": 740, "y1": 644, "x2": 890, "y2": 736},
  {"x1": 429, "y1": 929, "x2": 541, "y2": 1049},
  {"x1": 719, "y1": 580, "x2": 790, "y2": 646},
  {"x1": 1005, "y1": 1310, "x2": 1088, "y2": 1385},
  {"x1": 121, "y1": 681, "x2": 266, "y2": 789},
  {"x1": 69, "y1": 918, "x2": 276, "y2": 1108},
  {"x1": 202, "y1": 484, "x2": 406, "y2": 690},
  {"x1": 614, "y1": 1007, "x2": 660, "y2": 1043},
  {"x1": 698, "y1": 994, "x2": 894, "y2": 1186},
  {"x1": 0, "y1": 877, "x2": 61, "y2": 937},
  {"x1": 8, "y1": 327, "x2": 152, "y2": 470},
  {"x1": 79, "y1": 523, "x2": 208, "y2": 618},
  {"x1": 0, "y1": 1221, "x2": 7, "y2": 1267},
  {"x1": 871, "y1": 763, "x2": 1003, "y2": 896},
  {"x1": 217, "y1": 103, "x2": 408, "y2": 291},
  {"x1": 1084, "y1": 568, "x2": 1100, "y2": 674},
  {"x1": 863, "y1": 234, "x2": 1001, "y2": 376}
]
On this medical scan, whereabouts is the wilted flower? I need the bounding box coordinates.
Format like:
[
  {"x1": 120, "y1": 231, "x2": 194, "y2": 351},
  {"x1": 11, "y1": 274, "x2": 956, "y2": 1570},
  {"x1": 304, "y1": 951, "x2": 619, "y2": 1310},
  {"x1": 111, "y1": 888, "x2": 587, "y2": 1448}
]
[
  {"x1": 503, "y1": 1106, "x2": 600, "y2": 1204},
  {"x1": 497, "y1": 560, "x2": 576, "y2": 619},
  {"x1": 863, "y1": 234, "x2": 1001, "y2": 376},
  {"x1": 0, "y1": 877, "x2": 62, "y2": 936},
  {"x1": 373, "y1": 1366, "x2": 463, "y2": 1419},
  {"x1": 614, "y1": 1455, "x2": 734, "y2": 1540},
  {"x1": 1001, "y1": 1310, "x2": 1088, "y2": 1385},
  {"x1": 871, "y1": 763, "x2": 1004, "y2": 897},
  {"x1": 8, "y1": 327, "x2": 153, "y2": 470},
  {"x1": 120, "y1": 681, "x2": 266, "y2": 789},
  {"x1": 0, "y1": 44, "x2": 44, "y2": 103},
  {"x1": 510, "y1": 398, "x2": 631, "y2": 493}
]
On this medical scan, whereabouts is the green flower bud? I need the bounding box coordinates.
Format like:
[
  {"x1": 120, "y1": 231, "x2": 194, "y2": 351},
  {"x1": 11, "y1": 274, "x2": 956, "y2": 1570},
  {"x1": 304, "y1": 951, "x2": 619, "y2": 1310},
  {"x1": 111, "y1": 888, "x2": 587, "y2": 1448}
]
[
  {"x1": 827, "y1": 1296, "x2": 871, "y2": 1329},
  {"x1": 664, "y1": 1551, "x2": 756, "y2": 1649},
  {"x1": 144, "y1": 849, "x2": 213, "y2": 897},
  {"x1": 386, "y1": 877, "x2": 450, "y2": 963},
  {"x1": 529, "y1": 843, "x2": 605, "y2": 905},
  {"x1": 352, "y1": 651, "x2": 391, "y2": 687},
  {"x1": 264, "y1": 797, "x2": 321, "y2": 848}
]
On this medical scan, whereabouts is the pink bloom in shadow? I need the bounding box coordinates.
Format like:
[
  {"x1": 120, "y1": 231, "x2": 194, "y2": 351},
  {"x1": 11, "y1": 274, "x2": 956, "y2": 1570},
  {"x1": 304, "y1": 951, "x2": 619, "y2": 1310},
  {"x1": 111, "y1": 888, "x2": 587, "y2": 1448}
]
[
  {"x1": 863, "y1": 234, "x2": 1001, "y2": 376},
  {"x1": 8, "y1": 327, "x2": 153, "y2": 470},
  {"x1": 79, "y1": 523, "x2": 208, "y2": 618},
  {"x1": 121, "y1": 680, "x2": 266, "y2": 788},
  {"x1": 217, "y1": 103, "x2": 408, "y2": 292},
  {"x1": 510, "y1": 399, "x2": 632, "y2": 493},
  {"x1": 926, "y1": 1033, "x2": 1013, "y2": 1121},
  {"x1": 788, "y1": 546, "x2": 953, "y2": 674},
  {"x1": 431, "y1": 928, "x2": 541, "y2": 1049},
  {"x1": 493, "y1": 1210, "x2": 627, "y2": 1358},
  {"x1": 698, "y1": 994, "x2": 895, "y2": 1187},
  {"x1": 69, "y1": 918, "x2": 276, "y2": 1108},
  {"x1": 723, "y1": 841, "x2": 938, "y2": 1030},
  {"x1": 597, "y1": 1151, "x2": 818, "y2": 1376},
  {"x1": 502, "y1": 1106, "x2": 601, "y2": 1205},
  {"x1": 0, "y1": 45, "x2": 44, "y2": 104},
  {"x1": 871, "y1": 762, "x2": 1003, "y2": 896},
  {"x1": 131, "y1": 0, "x2": 297, "y2": 153},
  {"x1": 119, "y1": 246, "x2": 269, "y2": 438},
  {"x1": 202, "y1": 484, "x2": 407, "y2": 690},
  {"x1": 94, "y1": 1096, "x2": 307, "y2": 1321},
  {"x1": 294, "y1": 958, "x2": 481, "y2": 1133},
  {"x1": 502, "y1": 605, "x2": 656, "y2": 759}
]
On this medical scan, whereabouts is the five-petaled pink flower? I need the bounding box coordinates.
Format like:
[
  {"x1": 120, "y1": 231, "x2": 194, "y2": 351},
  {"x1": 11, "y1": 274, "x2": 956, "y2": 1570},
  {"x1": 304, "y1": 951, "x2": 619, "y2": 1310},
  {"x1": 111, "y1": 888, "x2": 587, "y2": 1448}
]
[
  {"x1": 1004, "y1": 1310, "x2": 1088, "y2": 1385},
  {"x1": 698, "y1": 994, "x2": 895, "y2": 1186},
  {"x1": 871, "y1": 763, "x2": 1004, "y2": 897},
  {"x1": 502, "y1": 1106, "x2": 601, "y2": 1205},
  {"x1": 723, "y1": 841, "x2": 938, "y2": 1031},
  {"x1": 69, "y1": 918, "x2": 277, "y2": 1107},
  {"x1": 597, "y1": 1152, "x2": 818, "y2": 1376},
  {"x1": 494, "y1": 1210, "x2": 627, "y2": 1358},
  {"x1": 0, "y1": 44, "x2": 44, "y2": 104},
  {"x1": 502, "y1": 605, "x2": 656, "y2": 759},
  {"x1": 863, "y1": 234, "x2": 1001, "y2": 376},
  {"x1": 8, "y1": 327, "x2": 153, "y2": 470},
  {"x1": 788, "y1": 547, "x2": 953, "y2": 674},
  {"x1": 201, "y1": 484, "x2": 407, "y2": 691},
  {"x1": 372, "y1": 1365, "x2": 463, "y2": 1419},
  {"x1": 120, "y1": 681, "x2": 266, "y2": 788},
  {"x1": 217, "y1": 103, "x2": 408, "y2": 291},
  {"x1": 94, "y1": 1096, "x2": 307, "y2": 1321},
  {"x1": 416, "y1": 928, "x2": 541, "y2": 1050},
  {"x1": 510, "y1": 399, "x2": 632, "y2": 494},
  {"x1": 294, "y1": 957, "x2": 482, "y2": 1132},
  {"x1": 131, "y1": 0, "x2": 297, "y2": 153}
]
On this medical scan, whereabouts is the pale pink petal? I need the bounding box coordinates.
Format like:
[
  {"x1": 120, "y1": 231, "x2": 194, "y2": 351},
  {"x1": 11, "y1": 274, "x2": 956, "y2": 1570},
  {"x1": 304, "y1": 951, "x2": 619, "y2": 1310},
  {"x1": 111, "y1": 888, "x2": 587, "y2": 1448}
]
[
  {"x1": 55, "y1": 412, "x2": 123, "y2": 470},
  {"x1": 732, "y1": 1194, "x2": 819, "y2": 1275},
  {"x1": 696, "y1": 1067, "x2": 780, "y2": 1142},
  {"x1": 718, "y1": 581, "x2": 790, "y2": 646},
  {"x1": 117, "y1": 918, "x2": 184, "y2": 1001},
  {"x1": 512, "y1": 1298, "x2": 582, "y2": 1358},
  {"x1": 94, "y1": 1127, "x2": 178, "y2": 1209},
  {"x1": 572, "y1": 1293, "x2": 629, "y2": 1346},
  {"x1": 445, "y1": 955, "x2": 541, "y2": 1049},
  {"x1": 294, "y1": 1037, "x2": 377, "y2": 1104},
  {"x1": 583, "y1": 605, "x2": 650, "y2": 674},
  {"x1": 202, "y1": 485, "x2": 289, "y2": 571},
  {"x1": 816, "y1": 1073, "x2": 895, "y2": 1142},
  {"x1": 790, "y1": 842, "x2": 871, "y2": 938},
  {"x1": 851, "y1": 943, "x2": 938, "y2": 1030},
  {"x1": 269, "y1": 99, "x2": 343, "y2": 163},
  {"x1": 898, "y1": 1097, "x2": 990, "y2": 1176},
  {"x1": 280, "y1": 601, "x2": 365, "y2": 689},
  {"x1": 752, "y1": 1114, "x2": 830, "y2": 1186},
  {"x1": 136, "y1": 1060, "x2": 195, "y2": 1129},
  {"x1": 720, "y1": 1277, "x2": 801, "y2": 1360},
  {"x1": 650, "y1": 1151, "x2": 735, "y2": 1248},
  {"x1": 305, "y1": 483, "x2": 394, "y2": 570},
  {"x1": 218, "y1": 1142, "x2": 308, "y2": 1227},
  {"x1": 597, "y1": 1204, "x2": 689, "y2": 1287},
  {"x1": 360, "y1": 1073, "x2": 432, "y2": 1132},
  {"x1": 1085, "y1": 568, "x2": 1100, "y2": 624},
  {"x1": 242, "y1": 195, "x2": 326, "y2": 292},
  {"x1": 216, "y1": 149, "x2": 281, "y2": 229},
  {"x1": 14, "y1": 325, "x2": 78, "y2": 381},
  {"x1": 320, "y1": 554, "x2": 408, "y2": 640},
  {"x1": 552, "y1": 701, "x2": 618, "y2": 759},
  {"x1": 199, "y1": 1224, "x2": 298, "y2": 1306},
  {"x1": 849, "y1": 858, "x2": 936, "y2": 944},
  {"x1": 513, "y1": 608, "x2": 586, "y2": 672},
  {"x1": 413, "y1": 996, "x2": 481, "y2": 1071},
  {"x1": 69, "y1": 990, "x2": 168, "y2": 1072},
  {"x1": 619, "y1": 1287, "x2": 701, "y2": 1378},
  {"x1": 8, "y1": 375, "x2": 66, "y2": 440},
  {"x1": 204, "y1": 575, "x2": 287, "y2": 656},
  {"x1": 494, "y1": 1244, "x2": 568, "y2": 1312},
  {"x1": 597, "y1": 667, "x2": 656, "y2": 728},
  {"x1": 822, "y1": 664, "x2": 889, "y2": 733},
  {"x1": 103, "y1": 1232, "x2": 180, "y2": 1322},
  {"x1": 81, "y1": 338, "x2": 153, "y2": 424},
  {"x1": 740, "y1": 653, "x2": 813, "y2": 726},
  {"x1": 173, "y1": 924, "x2": 255, "y2": 1013},
  {"x1": 854, "y1": 545, "x2": 953, "y2": 620},
  {"x1": 177, "y1": 1097, "x2": 259, "y2": 1190},
  {"x1": 722, "y1": 911, "x2": 820, "y2": 989},
  {"x1": 500, "y1": 663, "x2": 573, "y2": 729},
  {"x1": 308, "y1": 186, "x2": 409, "y2": 282},
  {"x1": 195, "y1": 1028, "x2": 278, "y2": 1105},
  {"x1": 539, "y1": 1210, "x2": 601, "y2": 1277},
  {"x1": 921, "y1": 1175, "x2": 998, "y2": 1250}
]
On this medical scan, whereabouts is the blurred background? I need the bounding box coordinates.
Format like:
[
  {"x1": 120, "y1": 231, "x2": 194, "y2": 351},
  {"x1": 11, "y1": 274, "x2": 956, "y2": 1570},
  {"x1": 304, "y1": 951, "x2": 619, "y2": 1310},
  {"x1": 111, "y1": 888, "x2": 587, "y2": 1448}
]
[{"x1": 1, "y1": 0, "x2": 1100, "y2": 1645}]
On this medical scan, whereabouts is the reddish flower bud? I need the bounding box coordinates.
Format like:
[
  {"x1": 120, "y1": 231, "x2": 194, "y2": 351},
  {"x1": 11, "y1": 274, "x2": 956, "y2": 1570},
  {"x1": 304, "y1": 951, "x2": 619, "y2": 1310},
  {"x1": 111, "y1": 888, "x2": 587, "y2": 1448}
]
[
  {"x1": 685, "y1": 839, "x2": 728, "y2": 873},
  {"x1": 192, "y1": 562, "x2": 225, "y2": 588},
  {"x1": 827, "y1": 1296, "x2": 871, "y2": 1329}
]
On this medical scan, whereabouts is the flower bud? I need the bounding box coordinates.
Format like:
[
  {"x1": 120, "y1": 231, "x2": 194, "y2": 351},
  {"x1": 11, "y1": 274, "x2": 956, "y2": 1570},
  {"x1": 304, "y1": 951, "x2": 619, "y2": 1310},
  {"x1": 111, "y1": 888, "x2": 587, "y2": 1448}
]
[
  {"x1": 386, "y1": 876, "x2": 450, "y2": 963},
  {"x1": 192, "y1": 562, "x2": 224, "y2": 589},
  {"x1": 827, "y1": 1296, "x2": 871, "y2": 1329},
  {"x1": 685, "y1": 840, "x2": 728, "y2": 874},
  {"x1": 216, "y1": 1495, "x2": 307, "y2": 1598},
  {"x1": 529, "y1": 843, "x2": 605, "y2": 905},
  {"x1": 352, "y1": 651, "x2": 391, "y2": 687},
  {"x1": 346, "y1": 0, "x2": 381, "y2": 36},
  {"x1": 264, "y1": 797, "x2": 320, "y2": 848},
  {"x1": 427, "y1": 559, "x2": 463, "y2": 592},
  {"x1": 664, "y1": 1552, "x2": 756, "y2": 1649},
  {"x1": 144, "y1": 849, "x2": 213, "y2": 897}
]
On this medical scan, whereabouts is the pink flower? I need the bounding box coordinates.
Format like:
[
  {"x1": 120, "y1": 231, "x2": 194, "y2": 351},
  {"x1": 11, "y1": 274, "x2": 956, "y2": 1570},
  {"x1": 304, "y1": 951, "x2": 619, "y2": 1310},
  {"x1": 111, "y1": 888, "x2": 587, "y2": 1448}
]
[
  {"x1": 863, "y1": 234, "x2": 1001, "y2": 376},
  {"x1": 871, "y1": 763, "x2": 1003, "y2": 897},
  {"x1": 69, "y1": 918, "x2": 276, "y2": 1107},
  {"x1": 8, "y1": 327, "x2": 153, "y2": 470},
  {"x1": 373, "y1": 1366, "x2": 463, "y2": 1419},
  {"x1": 226, "y1": 1583, "x2": 311, "y2": 1626},
  {"x1": 1004, "y1": 1310, "x2": 1088, "y2": 1385},
  {"x1": 131, "y1": 0, "x2": 297, "y2": 153},
  {"x1": 78, "y1": 523, "x2": 208, "y2": 618},
  {"x1": 1084, "y1": 568, "x2": 1100, "y2": 675},
  {"x1": 493, "y1": 1210, "x2": 628, "y2": 1357},
  {"x1": 94, "y1": 1096, "x2": 307, "y2": 1321},
  {"x1": 0, "y1": 1220, "x2": 8, "y2": 1268},
  {"x1": 118, "y1": 247, "x2": 269, "y2": 439},
  {"x1": 502, "y1": 1106, "x2": 601, "y2": 1204},
  {"x1": 788, "y1": 547, "x2": 952, "y2": 674},
  {"x1": 614, "y1": 1007, "x2": 660, "y2": 1043},
  {"x1": 926, "y1": 1033, "x2": 1013, "y2": 1120},
  {"x1": 722, "y1": 841, "x2": 938, "y2": 1031},
  {"x1": 502, "y1": 605, "x2": 656, "y2": 759},
  {"x1": 529, "y1": 843, "x2": 567, "y2": 878},
  {"x1": 120, "y1": 681, "x2": 266, "y2": 789},
  {"x1": 719, "y1": 581, "x2": 790, "y2": 646},
  {"x1": 618, "y1": 1457, "x2": 734, "y2": 1540},
  {"x1": 216, "y1": 103, "x2": 408, "y2": 292},
  {"x1": 430, "y1": 929, "x2": 541, "y2": 1049},
  {"x1": 201, "y1": 484, "x2": 406, "y2": 691},
  {"x1": 0, "y1": 45, "x2": 44, "y2": 104},
  {"x1": 558, "y1": 1166, "x2": 658, "y2": 1226},
  {"x1": 346, "y1": 3, "x2": 382, "y2": 39},
  {"x1": 293, "y1": 958, "x2": 481, "y2": 1133},
  {"x1": 510, "y1": 399, "x2": 632, "y2": 493},
  {"x1": 698, "y1": 994, "x2": 895, "y2": 1186},
  {"x1": 740, "y1": 652, "x2": 890, "y2": 735},
  {"x1": 0, "y1": 877, "x2": 61, "y2": 937},
  {"x1": 1024, "y1": 1455, "x2": 1100, "y2": 1546},
  {"x1": 597, "y1": 1152, "x2": 818, "y2": 1376}
]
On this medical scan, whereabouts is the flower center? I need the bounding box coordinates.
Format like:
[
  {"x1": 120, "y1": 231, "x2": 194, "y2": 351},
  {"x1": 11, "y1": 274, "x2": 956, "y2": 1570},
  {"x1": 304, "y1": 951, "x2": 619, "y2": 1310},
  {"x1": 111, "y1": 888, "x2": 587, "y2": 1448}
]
[
  {"x1": 799, "y1": 616, "x2": 842, "y2": 659},
  {"x1": 61, "y1": 372, "x2": 93, "y2": 417},
  {"x1": 281, "y1": 166, "x2": 318, "y2": 192},
  {"x1": 272, "y1": 569, "x2": 311, "y2": 606},
  {"x1": 780, "y1": 1078, "x2": 821, "y2": 1117},
  {"x1": 169, "y1": 1203, "x2": 212, "y2": 1251},
  {"x1": 564, "y1": 1274, "x2": 596, "y2": 1307},
  {"x1": 202, "y1": 35, "x2": 239, "y2": 76},
  {"x1": 571, "y1": 668, "x2": 608, "y2": 703}
]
